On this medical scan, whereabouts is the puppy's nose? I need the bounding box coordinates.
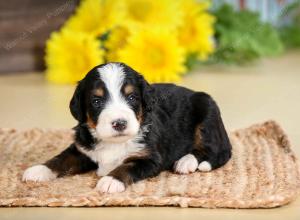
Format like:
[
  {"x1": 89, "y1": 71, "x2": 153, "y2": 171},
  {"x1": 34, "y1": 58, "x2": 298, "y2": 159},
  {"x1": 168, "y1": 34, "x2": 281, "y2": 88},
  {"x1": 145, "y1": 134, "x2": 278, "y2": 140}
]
[{"x1": 112, "y1": 119, "x2": 127, "y2": 132}]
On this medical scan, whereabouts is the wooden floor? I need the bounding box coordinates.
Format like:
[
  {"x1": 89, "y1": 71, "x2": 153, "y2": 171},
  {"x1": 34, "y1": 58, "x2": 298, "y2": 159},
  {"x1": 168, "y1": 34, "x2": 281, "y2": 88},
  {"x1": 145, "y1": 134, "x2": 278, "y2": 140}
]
[{"x1": 0, "y1": 51, "x2": 300, "y2": 219}]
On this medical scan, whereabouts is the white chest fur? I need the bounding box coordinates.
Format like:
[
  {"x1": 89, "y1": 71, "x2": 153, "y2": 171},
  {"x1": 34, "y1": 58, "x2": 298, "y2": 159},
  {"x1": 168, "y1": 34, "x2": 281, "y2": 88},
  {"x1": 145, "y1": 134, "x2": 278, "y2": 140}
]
[{"x1": 77, "y1": 139, "x2": 145, "y2": 176}]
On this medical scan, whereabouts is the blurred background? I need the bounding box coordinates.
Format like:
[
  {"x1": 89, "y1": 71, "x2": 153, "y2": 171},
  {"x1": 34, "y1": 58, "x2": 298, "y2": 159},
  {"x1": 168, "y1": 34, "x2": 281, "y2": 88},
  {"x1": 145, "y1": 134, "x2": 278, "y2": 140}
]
[
  {"x1": 0, "y1": 0, "x2": 300, "y2": 218},
  {"x1": 0, "y1": 0, "x2": 299, "y2": 134},
  {"x1": 1, "y1": 0, "x2": 299, "y2": 138}
]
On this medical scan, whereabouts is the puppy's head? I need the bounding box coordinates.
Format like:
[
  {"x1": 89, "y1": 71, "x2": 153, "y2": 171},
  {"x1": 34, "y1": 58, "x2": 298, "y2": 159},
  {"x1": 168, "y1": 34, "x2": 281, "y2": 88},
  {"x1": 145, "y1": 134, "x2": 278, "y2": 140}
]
[{"x1": 70, "y1": 62, "x2": 152, "y2": 143}]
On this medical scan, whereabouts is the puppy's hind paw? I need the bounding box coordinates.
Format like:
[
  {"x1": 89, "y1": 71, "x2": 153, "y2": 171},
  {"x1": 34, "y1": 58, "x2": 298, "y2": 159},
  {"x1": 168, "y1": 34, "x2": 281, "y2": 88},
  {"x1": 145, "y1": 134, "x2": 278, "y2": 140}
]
[
  {"x1": 174, "y1": 154, "x2": 198, "y2": 174},
  {"x1": 198, "y1": 161, "x2": 212, "y2": 172}
]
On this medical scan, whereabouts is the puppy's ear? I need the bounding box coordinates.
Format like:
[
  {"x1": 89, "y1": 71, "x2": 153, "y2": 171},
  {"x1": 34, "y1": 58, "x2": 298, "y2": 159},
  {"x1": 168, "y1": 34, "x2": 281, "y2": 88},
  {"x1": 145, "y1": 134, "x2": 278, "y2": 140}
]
[
  {"x1": 70, "y1": 81, "x2": 86, "y2": 123},
  {"x1": 138, "y1": 74, "x2": 154, "y2": 112}
]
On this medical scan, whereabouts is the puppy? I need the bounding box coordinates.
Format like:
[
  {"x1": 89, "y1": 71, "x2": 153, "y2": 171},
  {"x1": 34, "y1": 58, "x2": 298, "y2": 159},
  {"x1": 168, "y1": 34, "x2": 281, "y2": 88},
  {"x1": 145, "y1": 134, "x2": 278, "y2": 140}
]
[{"x1": 23, "y1": 62, "x2": 232, "y2": 193}]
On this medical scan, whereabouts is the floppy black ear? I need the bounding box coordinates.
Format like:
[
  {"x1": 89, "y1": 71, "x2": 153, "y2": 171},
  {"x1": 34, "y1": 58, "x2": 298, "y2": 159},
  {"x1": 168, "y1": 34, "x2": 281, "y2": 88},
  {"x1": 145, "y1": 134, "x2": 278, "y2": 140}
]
[
  {"x1": 138, "y1": 74, "x2": 154, "y2": 112},
  {"x1": 69, "y1": 82, "x2": 86, "y2": 123}
]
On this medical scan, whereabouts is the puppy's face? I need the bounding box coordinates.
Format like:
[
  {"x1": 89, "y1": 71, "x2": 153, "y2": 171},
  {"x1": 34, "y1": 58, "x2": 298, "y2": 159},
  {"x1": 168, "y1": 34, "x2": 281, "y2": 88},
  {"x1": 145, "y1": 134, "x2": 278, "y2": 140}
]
[{"x1": 70, "y1": 63, "x2": 152, "y2": 143}]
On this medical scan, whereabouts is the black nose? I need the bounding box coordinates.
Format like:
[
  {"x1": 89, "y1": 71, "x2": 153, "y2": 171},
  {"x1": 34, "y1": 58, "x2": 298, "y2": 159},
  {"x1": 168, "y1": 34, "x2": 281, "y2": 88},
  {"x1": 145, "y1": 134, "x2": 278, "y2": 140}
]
[{"x1": 112, "y1": 119, "x2": 127, "y2": 132}]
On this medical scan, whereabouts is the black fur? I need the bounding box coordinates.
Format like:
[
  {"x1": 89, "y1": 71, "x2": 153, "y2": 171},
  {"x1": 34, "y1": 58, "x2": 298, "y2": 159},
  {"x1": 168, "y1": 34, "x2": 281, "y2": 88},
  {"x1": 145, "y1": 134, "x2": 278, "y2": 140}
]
[
  {"x1": 45, "y1": 144, "x2": 97, "y2": 177},
  {"x1": 43, "y1": 62, "x2": 232, "y2": 187}
]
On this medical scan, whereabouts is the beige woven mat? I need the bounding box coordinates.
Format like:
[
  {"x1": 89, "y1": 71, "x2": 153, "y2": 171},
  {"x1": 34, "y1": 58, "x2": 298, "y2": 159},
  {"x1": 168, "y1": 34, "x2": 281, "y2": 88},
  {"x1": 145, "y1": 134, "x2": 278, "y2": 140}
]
[{"x1": 0, "y1": 120, "x2": 299, "y2": 208}]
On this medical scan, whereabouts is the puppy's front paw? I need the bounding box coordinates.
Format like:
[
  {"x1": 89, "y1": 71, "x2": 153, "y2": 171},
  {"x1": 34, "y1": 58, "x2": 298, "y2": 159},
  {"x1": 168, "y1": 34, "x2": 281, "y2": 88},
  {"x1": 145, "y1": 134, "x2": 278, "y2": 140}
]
[
  {"x1": 174, "y1": 154, "x2": 198, "y2": 174},
  {"x1": 22, "y1": 165, "x2": 57, "y2": 182},
  {"x1": 95, "y1": 176, "x2": 125, "y2": 193}
]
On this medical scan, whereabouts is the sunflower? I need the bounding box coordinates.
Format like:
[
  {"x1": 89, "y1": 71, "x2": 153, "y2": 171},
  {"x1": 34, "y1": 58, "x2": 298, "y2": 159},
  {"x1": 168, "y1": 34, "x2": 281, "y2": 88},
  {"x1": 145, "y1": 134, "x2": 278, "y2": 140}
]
[
  {"x1": 122, "y1": 0, "x2": 183, "y2": 30},
  {"x1": 180, "y1": 0, "x2": 211, "y2": 16},
  {"x1": 178, "y1": 0, "x2": 215, "y2": 60},
  {"x1": 64, "y1": 0, "x2": 124, "y2": 37},
  {"x1": 104, "y1": 26, "x2": 130, "y2": 62},
  {"x1": 118, "y1": 28, "x2": 186, "y2": 83},
  {"x1": 45, "y1": 30, "x2": 104, "y2": 84}
]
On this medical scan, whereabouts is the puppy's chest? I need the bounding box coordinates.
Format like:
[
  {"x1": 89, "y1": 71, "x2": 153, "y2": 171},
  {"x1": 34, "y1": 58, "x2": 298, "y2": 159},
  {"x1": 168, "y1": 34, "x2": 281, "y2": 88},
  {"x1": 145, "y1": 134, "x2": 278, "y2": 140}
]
[{"x1": 79, "y1": 141, "x2": 145, "y2": 176}]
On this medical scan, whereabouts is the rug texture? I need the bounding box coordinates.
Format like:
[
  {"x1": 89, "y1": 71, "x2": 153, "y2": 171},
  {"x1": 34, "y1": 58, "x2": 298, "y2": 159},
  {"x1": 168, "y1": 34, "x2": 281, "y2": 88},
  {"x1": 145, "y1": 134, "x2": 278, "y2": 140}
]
[{"x1": 0, "y1": 120, "x2": 299, "y2": 208}]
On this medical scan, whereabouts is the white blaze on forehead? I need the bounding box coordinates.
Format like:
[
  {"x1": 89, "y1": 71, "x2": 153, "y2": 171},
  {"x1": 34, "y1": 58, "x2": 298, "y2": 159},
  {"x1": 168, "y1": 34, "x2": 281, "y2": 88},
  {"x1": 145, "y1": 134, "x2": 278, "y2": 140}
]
[
  {"x1": 97, "y1": 63, "x2": 125, "y2": 103},
  {"x1": 95, "y1": 63, "x2": 140, "y2": 141}
]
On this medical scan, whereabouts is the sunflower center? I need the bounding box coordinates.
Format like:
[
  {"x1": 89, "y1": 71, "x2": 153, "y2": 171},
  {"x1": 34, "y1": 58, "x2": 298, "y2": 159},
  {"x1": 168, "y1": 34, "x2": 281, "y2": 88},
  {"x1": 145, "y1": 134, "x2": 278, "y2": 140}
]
[
  {"x1": 128, "y1": 1, "x2": 152, "y2": 22},
  {"x1": 189, "y1": 24, "x2": 198, "y2": 36},
  {"x1": 146, "y1": 45, "x2": 165, "y2": 67}
]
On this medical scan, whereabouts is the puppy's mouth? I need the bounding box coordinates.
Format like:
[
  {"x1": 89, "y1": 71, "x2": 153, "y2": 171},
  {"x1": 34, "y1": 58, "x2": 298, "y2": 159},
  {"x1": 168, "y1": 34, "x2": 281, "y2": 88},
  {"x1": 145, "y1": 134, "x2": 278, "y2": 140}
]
[
  {"x1": 113, "y1": 133, "x2": 128, "y2": 138},
  {"x1": 105, "y1": 133, "x2": 134, "y2": 143}
]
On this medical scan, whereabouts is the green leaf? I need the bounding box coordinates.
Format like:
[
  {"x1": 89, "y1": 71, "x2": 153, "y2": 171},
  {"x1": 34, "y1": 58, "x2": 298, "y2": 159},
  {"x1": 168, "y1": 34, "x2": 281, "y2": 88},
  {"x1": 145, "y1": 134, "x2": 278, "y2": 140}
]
[
  {"x1": 209, "y1": 4, "x2": 283, "y2": 64},
  {"x1": 278, "y1": 0, "x2": 300, "y2": 49}
]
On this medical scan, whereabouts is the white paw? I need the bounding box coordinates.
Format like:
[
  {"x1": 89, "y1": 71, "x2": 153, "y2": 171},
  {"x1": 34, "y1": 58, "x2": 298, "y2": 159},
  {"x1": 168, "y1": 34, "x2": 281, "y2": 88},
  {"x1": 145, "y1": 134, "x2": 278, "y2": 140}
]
[
  {"x1": 95, "y1": 176, "x2": 125, "y2": 193},
  {"x1": 198, "y1": 161, "x2": 212, "y2": 172},
  {"x1": 22, "y1": 165, "x2": 57, "y2": 182},
  {"x1": 174, "y1": 154, "x2": 198, "y2": 174}
]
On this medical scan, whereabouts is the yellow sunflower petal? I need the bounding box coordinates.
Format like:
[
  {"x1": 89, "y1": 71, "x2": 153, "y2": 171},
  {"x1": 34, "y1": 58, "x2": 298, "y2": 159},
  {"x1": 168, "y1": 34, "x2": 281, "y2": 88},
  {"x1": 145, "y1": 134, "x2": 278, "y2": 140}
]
[
  {"x1": 105, "y1": 26, "x2": 130, "y2": 62},
  {"x1": 122, "y1": 0, "x2": 183, "y2": 31},
  {"x1": 64, "y1": 0, "x2": 124, "y2": 37},
  {"x1": 178, "y1": 0, "x2": 215, "y2": 60},
  {"x1": 45, "y1": 29, "x2": 104, "y2": 84},
  {"x1": 118, "y1": 28, "x2": 186, "y2": 83},
  {"x1": 180, "y1": 0, "x2": 211, "y2": 16}
]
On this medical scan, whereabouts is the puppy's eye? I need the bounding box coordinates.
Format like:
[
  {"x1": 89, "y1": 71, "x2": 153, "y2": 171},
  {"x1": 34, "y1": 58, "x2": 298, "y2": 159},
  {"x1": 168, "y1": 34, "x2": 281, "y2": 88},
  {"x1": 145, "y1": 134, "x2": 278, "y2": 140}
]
[
  {"x1": 92, "y1": 98, "x2": 103, "y2": 108},
  {"x1": 127, "y1": 94, "x2": 137, "y2": 103}
]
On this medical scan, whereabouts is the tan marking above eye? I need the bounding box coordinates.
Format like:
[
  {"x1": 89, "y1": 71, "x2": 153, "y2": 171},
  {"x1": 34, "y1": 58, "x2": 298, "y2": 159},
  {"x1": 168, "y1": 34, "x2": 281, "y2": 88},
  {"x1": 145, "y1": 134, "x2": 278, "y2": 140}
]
[
  {"x1": 124, "y1": 84, "x2": 134, "y2": 95},
  {"x1": 93, "y1": 88, "x2": 104, "y2": 97}
]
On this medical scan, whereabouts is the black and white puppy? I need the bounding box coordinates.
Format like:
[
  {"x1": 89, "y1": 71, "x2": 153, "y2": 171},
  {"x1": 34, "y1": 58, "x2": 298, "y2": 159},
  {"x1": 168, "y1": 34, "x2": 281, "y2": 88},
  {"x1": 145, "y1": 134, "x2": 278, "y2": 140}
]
[{"x1": 22, "y1": 62, "x2": 232, "y2": 193}]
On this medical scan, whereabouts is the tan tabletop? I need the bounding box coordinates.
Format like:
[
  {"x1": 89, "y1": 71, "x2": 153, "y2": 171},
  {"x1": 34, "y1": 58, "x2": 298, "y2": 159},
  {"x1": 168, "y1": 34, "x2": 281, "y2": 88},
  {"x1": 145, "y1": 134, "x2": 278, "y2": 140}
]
[{"x1": 0, "y1": 50, "x2": 299, "y2": 219}]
